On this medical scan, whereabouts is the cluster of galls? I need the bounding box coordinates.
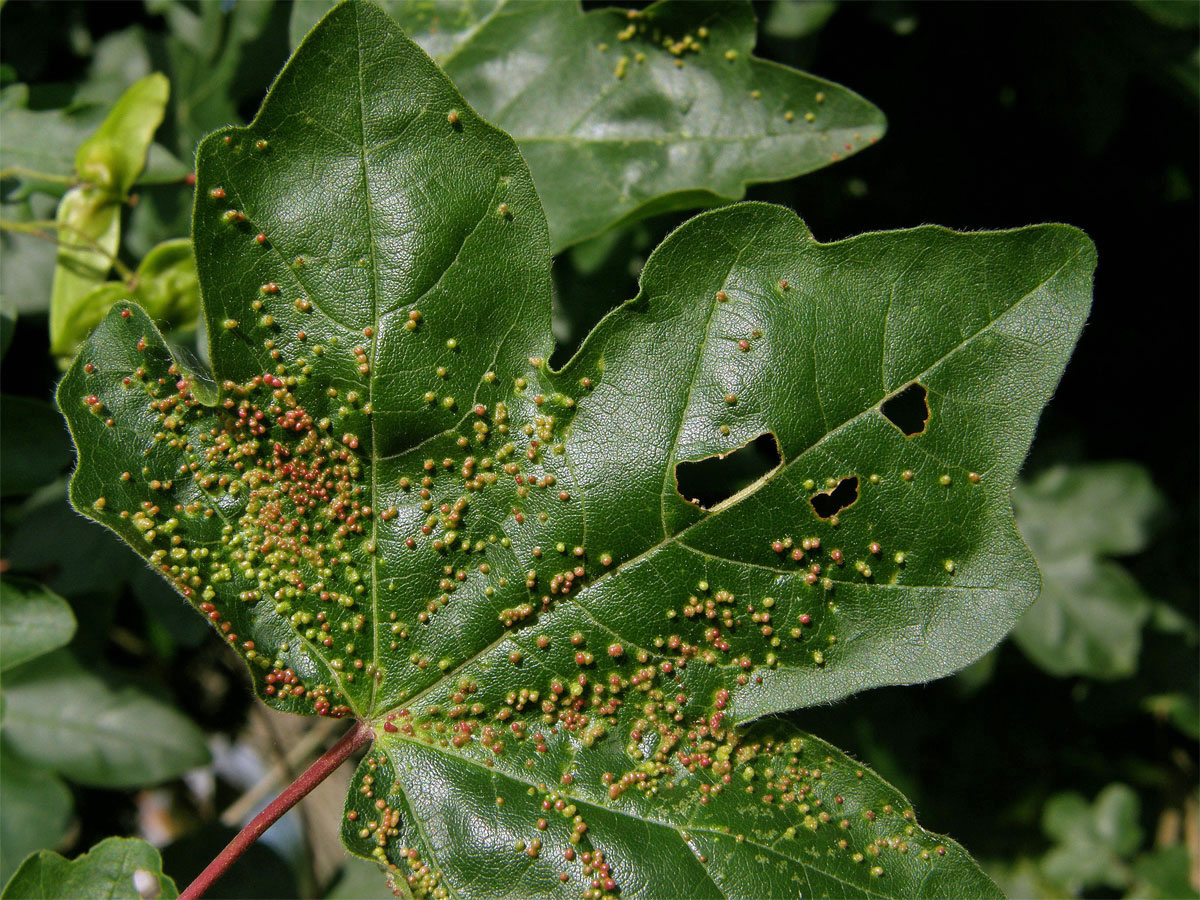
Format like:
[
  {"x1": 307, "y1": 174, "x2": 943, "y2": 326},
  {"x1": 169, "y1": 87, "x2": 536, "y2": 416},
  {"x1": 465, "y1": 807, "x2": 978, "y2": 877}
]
[{"x1": 78, "y1": 324, "x2": 368, "y2": 718}]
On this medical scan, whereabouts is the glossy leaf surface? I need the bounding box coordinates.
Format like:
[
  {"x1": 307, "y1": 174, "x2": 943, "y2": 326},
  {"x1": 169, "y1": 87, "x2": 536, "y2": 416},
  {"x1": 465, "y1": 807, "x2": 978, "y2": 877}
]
[
  {"x1": 1012, "y1": 463, "x2": 1161, "y2": 679},
  {"x1": 0, "y1": 837, "x2": 177, "y2": 900},
  {"x1": 0, "y1": 651, "x2": 211, "y2": 788},
  {"x1": 60, "y1": 3, "x2": 1094, "y2": 896},
  {"x1": 290, "y1": 0, "x2": 885, "y2": 252}
]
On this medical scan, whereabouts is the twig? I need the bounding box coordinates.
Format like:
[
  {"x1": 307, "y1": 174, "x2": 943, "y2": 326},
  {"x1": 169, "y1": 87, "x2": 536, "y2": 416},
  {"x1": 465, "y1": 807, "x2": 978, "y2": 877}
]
[
  {"x1": 0, "y1": 165, "x2": 75, "y2": 184},
  {"x1": 180, "y1": 719, "x2": 374, "y2": 900},
  {"x1": 238, "y1": 708, "x2": 332, "y2": 899}
]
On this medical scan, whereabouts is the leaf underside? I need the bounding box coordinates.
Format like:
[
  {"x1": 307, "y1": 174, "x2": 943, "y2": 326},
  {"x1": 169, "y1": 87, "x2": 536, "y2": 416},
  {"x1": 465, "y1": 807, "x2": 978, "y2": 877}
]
[
  {"x1": 59, "y1": 2, "x2": 1094, "y2": 898},
  {"x1": 290, "y1": 0, "x2": 887, "y2": 252}
]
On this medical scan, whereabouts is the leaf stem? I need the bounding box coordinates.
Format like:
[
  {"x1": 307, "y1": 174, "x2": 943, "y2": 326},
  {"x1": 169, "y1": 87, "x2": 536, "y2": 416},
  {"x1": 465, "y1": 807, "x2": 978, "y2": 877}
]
[
  {"x1": 0, "y1": 165, "x2": 76, "y2": 184},
  {"x1": 180, "y1": 719, "x2": 374, "y2": 900}
]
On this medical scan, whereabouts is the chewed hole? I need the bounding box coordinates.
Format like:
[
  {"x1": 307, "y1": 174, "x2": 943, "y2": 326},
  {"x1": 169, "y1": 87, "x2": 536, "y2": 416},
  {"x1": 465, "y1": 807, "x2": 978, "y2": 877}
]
[
  {"x1": 881, "y1": 382, "x2": 929, "y2": 435},
  {"x1": 810, "y1": 477, "x2": 859, "y2": 518},
  {"x1": 675, "y1": 433, "x2": 781, "y2": 510}
]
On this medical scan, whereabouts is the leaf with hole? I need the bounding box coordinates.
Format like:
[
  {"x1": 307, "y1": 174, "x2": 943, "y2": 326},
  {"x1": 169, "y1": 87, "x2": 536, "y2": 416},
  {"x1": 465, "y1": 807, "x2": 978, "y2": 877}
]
[
  {"x1": 289, "y1": 0, "x2": 886, "y2": 252},
  {"x1": 58, "y1": 2, "x2": 1094, "y2": 896}
]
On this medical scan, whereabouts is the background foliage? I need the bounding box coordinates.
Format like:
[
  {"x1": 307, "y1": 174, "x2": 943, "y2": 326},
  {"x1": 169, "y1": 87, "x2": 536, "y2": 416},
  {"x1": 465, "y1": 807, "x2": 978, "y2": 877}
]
[{"x1": 0, "y1": 1, "x2": 1195, "y2": 898}]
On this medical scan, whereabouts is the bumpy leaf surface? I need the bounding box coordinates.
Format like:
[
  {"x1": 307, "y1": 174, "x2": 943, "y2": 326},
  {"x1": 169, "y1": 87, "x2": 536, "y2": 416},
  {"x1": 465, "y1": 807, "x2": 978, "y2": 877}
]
[
  {"x1": 290, "y1": 0, "x2": 886, "y2": 252},
  {"x1": 60, "y1": 3, "x2": 1093, "y2": 897}
]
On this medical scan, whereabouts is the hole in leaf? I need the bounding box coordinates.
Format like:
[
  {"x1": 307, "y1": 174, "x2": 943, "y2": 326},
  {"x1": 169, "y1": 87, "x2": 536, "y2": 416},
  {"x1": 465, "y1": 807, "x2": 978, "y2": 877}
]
[
  {"x1": 881, "y1": 382, "x2": 929, "y2": 435},
  {"x1": 810, "y1": 477, "x2": 859, "y2": 518},
  {"x1": 675, "y1": 433, "x2": 781, "y2": 510}
]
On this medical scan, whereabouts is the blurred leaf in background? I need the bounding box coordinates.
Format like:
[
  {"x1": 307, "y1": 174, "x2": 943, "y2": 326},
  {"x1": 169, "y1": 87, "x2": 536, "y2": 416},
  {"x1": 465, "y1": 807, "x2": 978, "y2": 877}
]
[
  {"x1": 1013, "y1": 462, "x2": 1163, "y2": 680},
  {"x1": 1041, "y1": 784, "x2": 1144, "y2": 893},
  {"x1": 1, "y1": 837, "x2": 177, "y2": 900},
  {"x1": 48, "y1": 73, "x2": 169, "y2": 358}
]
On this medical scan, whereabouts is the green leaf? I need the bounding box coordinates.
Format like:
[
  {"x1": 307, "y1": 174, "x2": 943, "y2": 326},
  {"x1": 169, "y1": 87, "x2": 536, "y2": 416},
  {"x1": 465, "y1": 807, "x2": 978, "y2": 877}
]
[
  {"x1": 0, "y1": 85, "x2": 105, "y2": 200},
  {"x1": 0, "y1": 650, "x2": 211, "y2": 788},
  {"x1": 325, "y1": 857, "x2": 409, "y2": 899},
  {"x1": 48, "y1": 74, "x2": 171, "y2": 358},
  {"x1": 0, "y1": 579, "x2": 76, "y2": 671},
  {"x1": 1128, "y1": 845, "x2": 1200, "y2": 899},
  {"x1": 289, "y1": 0, "x2": 499, "y2": 65},
  {"x1": 1040, "y1": 784, "x2": 1142, "y2": 892},
  {"x1": 1142, "y1": 692, "x2": 1200, "y2": 739},
  {"x1": 146, "y1": 0, "x2": 285, "y2": 157},
  {"x1": 0, "y1": 194, "x2": 59, "y2": 313},
  {"x1": 74, "y1": 73, "x2": 169, "y2": 198},
  {"x1": 53, "y1": 238, "x2": 202, "y2": 356},
  {"x1": 0, "y1": 396, "x2": 73, "y2": 496},
  {"x1": 290, "y1": 0, "x2": 886, "y2": 252},
  {"x1": 48, "y1": 186, "x2": 121, "y2": 357},
  {"x1": 131, "y1": 238, "x2": 201, "y2": 326},
  {"x1": 0, "y1": 746, "x2": 74, "y2": 886},
  {"x1": 59, "y1": 2, "x2": 1092, "y2": 895},
  {"x1": 1012, "y1": 462, "x2": 1162, "y2": 679},
  {"x1": 1, "y1": 837, "x2": 177, "y2": 900},
  {"x1": 763, "y1": 1, "x2": 840, "y2": 40}
]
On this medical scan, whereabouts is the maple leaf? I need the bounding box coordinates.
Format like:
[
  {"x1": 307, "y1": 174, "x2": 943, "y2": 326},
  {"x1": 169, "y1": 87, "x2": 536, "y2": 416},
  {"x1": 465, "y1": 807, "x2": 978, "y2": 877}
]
[{"x1": 59, "y1": 3, "x2": 1094, "y2": 897}]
